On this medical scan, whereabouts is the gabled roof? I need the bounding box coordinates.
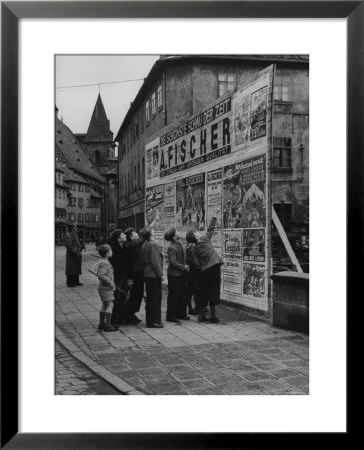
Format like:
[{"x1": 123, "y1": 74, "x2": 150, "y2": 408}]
[
  {"x1": 116, "y1": 54, "x2": 309, "y2": 141},
  {"x1": 55, "y1": 116, "x2": 105, "y2": 183},
  {"x1": 84, "y1": 93, "x2": 113, "y2": 143}
]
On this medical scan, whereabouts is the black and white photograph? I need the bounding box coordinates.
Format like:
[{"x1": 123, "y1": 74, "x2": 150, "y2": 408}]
[{"x1": 55, "y1": 54, "x2": 309, "y2": 396}]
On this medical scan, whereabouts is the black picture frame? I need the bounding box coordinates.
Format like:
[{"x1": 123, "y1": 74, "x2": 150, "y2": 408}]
[{"x1": 1, "y1": 1, "x2": 356, "y2": 448}]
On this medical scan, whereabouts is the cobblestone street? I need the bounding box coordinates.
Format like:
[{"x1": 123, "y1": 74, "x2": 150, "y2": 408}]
[
  {"x1": 56, "y1": 342, "x2": 120, "y2": 395},
  {"x1": 55, "y1": 244, "x2": 309, "y2": 396}
]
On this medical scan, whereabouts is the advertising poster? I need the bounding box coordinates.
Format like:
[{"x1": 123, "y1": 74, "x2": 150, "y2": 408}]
[
  {"x1": 242, "y1": 264, "x2": 265, "y2": 298},
  {"x1": 145, "y1": 138, "x2": 160, "y2": 181},
  {"x1": 222, "y1": 270, "x2": 242, "y2": 295},
  {"x1": 207, "y1": 169, "x2": 222, "y2": 255},
  {"x1": 223, "y1": 231, "x2": 242, "y2": 270},
  {"x1": 234, "y1": 92, "x2": 251, "y2": 147},
  {"x1": 163, "y1": 182, "x2": 176, "y2": 230},
  {"x1": 223, "y1": 154, "x2": 266, "y2": 229},
  {"x1": 146, "y1": 184, "x2": 164, "y2": 231},
  {"x1": 159, "y1": 97, "x2": 232, "y2": 178},
  {"x1": 250, "y1": 86, "x2": 267, "y2": 141},
  {"x1": 243, "y1": 229, "x2": 265, "y2": 263},
  {"x1": 176, "y1": 173, "x2": 206, "y2": 232}
]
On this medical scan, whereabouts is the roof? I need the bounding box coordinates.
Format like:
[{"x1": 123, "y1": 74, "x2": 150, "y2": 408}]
[
  {"x1": 84, "y1": 93, "x2": 113, "y2": 143},
  {"x1": 55, "y1": 116, "x2": 105, "y2": 183},
  {"x1": 63, "y1": 171, "x2": 90, "y2": 184},
  {"x1": 104, "y1": 167, "x2": 117, "y2": 176},
  {"x1": 116, "y1": 54, "x2": 309, "y2": 140},
  {"x1": 90, "y1": 188, "x2": 103, "y2": 199}
]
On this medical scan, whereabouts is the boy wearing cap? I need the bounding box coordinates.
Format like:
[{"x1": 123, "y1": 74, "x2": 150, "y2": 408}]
[
  {"x1": 164, "y1": 227, "x2": 190, "y2": 324},
  {"x1": 186, "y1": 217, "x2": 223, "y2": 323}
]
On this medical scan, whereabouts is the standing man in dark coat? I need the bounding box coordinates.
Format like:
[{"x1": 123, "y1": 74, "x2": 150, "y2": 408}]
[
  {"x1": 63, "y1": 222, "x2": 82, "y2": 287},
  {"x1": 140, "y1": 227, "x2": 164, "y2": 329},
  {"x1": 125, "y1": 228, "x2": 145, "y2": 324},
  {"x1": 164, "y1": 227, "x2": 190, "y2": 323}
]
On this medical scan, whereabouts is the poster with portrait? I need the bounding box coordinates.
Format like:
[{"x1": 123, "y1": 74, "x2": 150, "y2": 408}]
[
  {"x1": 176, "y1": 173, "x2": 206, "y2": 232},
  {"x1": 207, "y1": 169, "x2": 222, "y2": 255},
  {"x1": 146, "y1": 184, "x2": 164, "y2": 231},
  {"x1": 242, "y1": 264, "x2": 265, "y2": 298},
  {"x1": 242, "y1": 229, "x2": 266, "y2": 263},
  {"x1": 250, "y1": 86, "x2": 268, "y2": 141},
  {"x1": 223, "y1": 154, "x2": 266, "y2": 229},
  {"x1": 233, "y1": 92, "x2": 250, "y2": 147}
]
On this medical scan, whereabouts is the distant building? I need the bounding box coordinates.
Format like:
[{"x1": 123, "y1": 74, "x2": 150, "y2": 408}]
[
  {"x1": 55, "y1": 107, "x2": 106, "y2": 239},
  {"x1": 75, "y1": 93, "x2": 119, "y2": 233}
]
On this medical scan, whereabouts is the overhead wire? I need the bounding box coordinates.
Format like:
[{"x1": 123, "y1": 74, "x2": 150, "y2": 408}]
[{"x1": 56, "y1": 78, "x2": 145, "y2": 90}]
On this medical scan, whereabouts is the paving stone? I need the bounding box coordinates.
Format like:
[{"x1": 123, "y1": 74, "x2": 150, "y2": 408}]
[
  {"x1": 147, "y1": 382, "x2": 186, "y2": 394},
  {"x1": 189, "y1": 387, "x2": 225, "y2": 395},
  {"x1": 270, "y1": 369, "x2": 301, "y2": 379},
  {"x1": 240, "y1": 371, "x2": 276, "y2": 382},
  {"x1": 181, "y1": 379, "x2": 214, "y2": 389}
]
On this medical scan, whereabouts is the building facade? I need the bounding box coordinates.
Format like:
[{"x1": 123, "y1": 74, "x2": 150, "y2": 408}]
[
  {"x1": 55, "y1": 163, "x2": 70, "y2": 244},
  {"x1": 115, "y1": 55, "x2": 309, "y2": 259},
  {"x1": 55, "y1": 109, "x2": 105, "y2": 240}
]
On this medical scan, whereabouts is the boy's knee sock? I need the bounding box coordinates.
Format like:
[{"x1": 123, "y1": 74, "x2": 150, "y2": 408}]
[
  {"x1": 105, "y1": 312, "x2": 113, "y2": 327},
  {"x1": 98, "y1": 312, "x2": 106, "y2": 329}
]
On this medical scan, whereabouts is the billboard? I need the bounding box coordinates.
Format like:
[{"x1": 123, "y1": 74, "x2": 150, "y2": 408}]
[{"x1": 145, "y1": 67, "x2": 273, "y2": 311}]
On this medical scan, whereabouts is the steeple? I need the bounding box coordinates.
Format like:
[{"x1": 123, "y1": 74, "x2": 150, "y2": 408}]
[{"x1": 84, "y1": 93, "x2": 113, "y2": 142}]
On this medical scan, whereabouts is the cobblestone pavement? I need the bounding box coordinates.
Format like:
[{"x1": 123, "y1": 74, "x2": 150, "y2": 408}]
[
  {"x1": 55, "y1": 342, "x2": 119, "y2": 395},
  {"x1": 56, "y1": 244, "x2": 309, "y2": 395}
]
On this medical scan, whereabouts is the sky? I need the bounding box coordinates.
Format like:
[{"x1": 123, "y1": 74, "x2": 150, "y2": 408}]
[{"x1": 55, "y1": 55, "x2": 160, "y2": 137}]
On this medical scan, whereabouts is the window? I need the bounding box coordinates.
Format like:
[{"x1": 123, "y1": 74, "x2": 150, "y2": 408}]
[
  {"x1": 95, "y1": 150, "x2": 101, "y2": 164},
  {"x1": 137, "y1": 162, "x2": 140, "y2": 188},
  {"x1": 69, "y1": 197, "x2": 76, "y2": 207},
  {"x1": 274, "y1": 82, "x2": 290, "y2": 102},
  {"x1": 145, "y1": 100, "x2": 150, "y2": 123},
  {"x1": 273, "y1": 203, "x2": 292, "y2": 232},
  {"x1": 78, "y1": 198, "x2": 84, "y2": 207},
  {"x1": 157, "y1": 84, "x2": 162, "y2": 109},
  {"x1": 78, "y1": 214, "x2": 83, "y2": 222},
  {"x1": 68, "y1": 213, "x2": 75, "y2": 221},
  {"x1": 55, "y1": 189, "x2": 57, "y2": 199},
  {"x1": 78, "y1": 184, "x2": 84, "y2": 192},
  {"x1": 135, "y1": 123, "x2": 139, "y2": 139},
  {"x1": 71, "y1": 183, "x2": 76, "y2": 191},
  {"x1": 134, "y1": 166, "x2": 137, "y2": 190},
  {"x1": 141, "y1": 115, "x2": 144, "y2": 134},
  {"x1": 95, "y1": 215, "x2": 99, "y2": 222},
  {"x1": 142, "y1": 157, "x2": 145, "y2": 185},
  {"x1": 85, "y1": 185, "x2": 90, "y2": 193},
  {"x1": 151, "y1": 92, "x2": 156, "y2": 115},
  {"x1": 273, "y1": 137, "x2": 292, "y2": 169},
  {"x1": 218, "y1": 73, "x2": 236, "y2": 97}
]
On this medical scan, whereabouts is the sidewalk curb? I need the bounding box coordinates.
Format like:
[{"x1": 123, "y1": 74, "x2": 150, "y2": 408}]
[{"x1": 55, "y1": 326, "x2": 143, "y2": 395}]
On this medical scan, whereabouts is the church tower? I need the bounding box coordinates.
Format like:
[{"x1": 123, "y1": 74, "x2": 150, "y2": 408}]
[{"x1": 82, "y1": 93, "x2": 114, "y2": 175}]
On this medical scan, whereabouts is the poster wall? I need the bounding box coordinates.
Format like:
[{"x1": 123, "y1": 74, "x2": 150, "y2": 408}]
[{"x1": 145, "y1": 67, "x2": 273, "y2": 311}]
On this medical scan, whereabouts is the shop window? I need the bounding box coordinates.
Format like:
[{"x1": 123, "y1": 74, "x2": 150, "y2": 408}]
[
  {"x1": 218, "y1": 73, "x2": 236, "y2": 97},
  {"x1": 273, "y1": 137, "x2": 292, "y2": 169},
  {"x1": 157, "y1": 84, "x2": 162, "y2": 109},
  {"x1": 151, "y1": 92, "x2": 156, "y2": 115},
  {"x1": 145, "y1": 100, "x2": 150, "y2": 124},
  {"x1": 273, "y1": 203, "x2": 292, "y2": 232}
]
